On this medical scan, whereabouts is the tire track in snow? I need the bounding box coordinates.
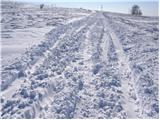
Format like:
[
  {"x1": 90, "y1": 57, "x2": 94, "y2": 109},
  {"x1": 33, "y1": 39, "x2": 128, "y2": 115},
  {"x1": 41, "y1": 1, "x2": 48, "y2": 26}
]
[
  {"x1": 1, "y1": 15, "x2": 90, "y2": 100},
  {"x1": 1, "y1": 12, "x2": 94, "y2": 92},
  {"x1": 35, "y1": 24, "x2": 89, "y2": 118},
  {"x1": 100, "y1": 19, "x2": 110, "y2": 64},
  {"x1": 27, "y1": 15, "x2": 92, "y2": 76},
  {"x1": 1, "y1": 13, "x2": 99, "y2": 119},
  {"x1": 43, "y1": 16, "x2": 100, "y2": 119},
  {"x1": 38, "y1": 22, "x2": 97, "y2": 118},
  {"x1": 105, "y1": 19, "x2": 141, "y2": 118},
  {"x1": 19, "y1": 16, "x2": 94, "y2": 118},
  {"x1": 73, "y1": 18, "x2": 105, "y2": 118},
  {"x1": 103, "y1": 13, "x2": 159, "y2": 118},
  {"x1": 74, "y1": 24, "x2": 96, "y2": 118}
]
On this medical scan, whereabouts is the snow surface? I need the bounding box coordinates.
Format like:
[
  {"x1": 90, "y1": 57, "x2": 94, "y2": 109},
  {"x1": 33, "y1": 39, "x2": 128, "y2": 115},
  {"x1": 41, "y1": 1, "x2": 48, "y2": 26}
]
[
  {"x1": 1, "y1": 1, "x2": 91, "y2": 66},
  {"x1": 0, "y1": 1, "x2": 159, "y2": 119}
]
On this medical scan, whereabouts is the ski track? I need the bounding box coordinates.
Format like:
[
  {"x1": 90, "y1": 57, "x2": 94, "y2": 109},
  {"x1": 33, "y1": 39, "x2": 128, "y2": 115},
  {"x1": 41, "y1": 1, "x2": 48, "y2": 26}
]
[{"x1": 1, "y1": 12, "x2": 159, "y2": 119}]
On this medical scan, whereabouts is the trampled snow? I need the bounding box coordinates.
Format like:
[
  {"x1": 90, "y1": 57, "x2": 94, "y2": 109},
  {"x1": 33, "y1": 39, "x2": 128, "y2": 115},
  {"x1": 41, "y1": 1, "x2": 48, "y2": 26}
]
[{"x1": 0, "y1": 1, "x2": 159, "y2": 119}]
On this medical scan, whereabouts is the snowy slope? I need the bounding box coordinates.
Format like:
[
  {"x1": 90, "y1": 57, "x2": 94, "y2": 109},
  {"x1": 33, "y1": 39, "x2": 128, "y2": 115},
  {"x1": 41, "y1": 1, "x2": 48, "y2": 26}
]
[
  {"x1": 1, "y1": 1, "x2": 91, "y2": 66},
  {"x1": 1, "y1": 1, "x2": 159, "y2": 119}
]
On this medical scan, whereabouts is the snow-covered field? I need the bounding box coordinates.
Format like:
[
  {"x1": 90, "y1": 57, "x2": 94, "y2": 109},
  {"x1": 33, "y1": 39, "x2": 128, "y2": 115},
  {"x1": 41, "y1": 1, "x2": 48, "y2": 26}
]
[
  {"x1": 0, "y1": 1, "x2": 159, "y2": 119},
  {"x1": 1, "y1": 1, "x2": 91, "y2": 66}
]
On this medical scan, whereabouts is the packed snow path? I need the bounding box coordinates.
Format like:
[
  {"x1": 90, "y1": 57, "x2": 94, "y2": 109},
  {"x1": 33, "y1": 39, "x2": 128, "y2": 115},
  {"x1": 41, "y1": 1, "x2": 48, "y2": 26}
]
[{"x1": 1, "y1": 12, "x2": 159, "y2": 119}]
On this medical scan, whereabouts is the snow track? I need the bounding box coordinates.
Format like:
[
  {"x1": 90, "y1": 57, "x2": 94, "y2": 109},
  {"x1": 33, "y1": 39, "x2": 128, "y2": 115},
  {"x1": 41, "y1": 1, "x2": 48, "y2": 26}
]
[
  {"x1": 1, "y1": 12, "x2": 159, "y2": 119},
  {"x1": 106, "y1": 22, "x2": 139, "y2": 118}
]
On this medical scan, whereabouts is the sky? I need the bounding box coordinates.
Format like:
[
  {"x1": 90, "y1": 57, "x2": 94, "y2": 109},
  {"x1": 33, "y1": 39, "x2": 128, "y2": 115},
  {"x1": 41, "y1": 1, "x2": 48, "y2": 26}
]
[{"x1": 13, "y1": 0, "x2": 159, "y2": 16}]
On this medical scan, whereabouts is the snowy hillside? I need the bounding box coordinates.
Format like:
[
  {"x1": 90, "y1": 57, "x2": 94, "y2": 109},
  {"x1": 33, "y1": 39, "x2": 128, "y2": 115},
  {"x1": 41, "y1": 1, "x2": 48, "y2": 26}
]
[{"x1": 1, "y1": 1, "x2": 159, "y2": 119}]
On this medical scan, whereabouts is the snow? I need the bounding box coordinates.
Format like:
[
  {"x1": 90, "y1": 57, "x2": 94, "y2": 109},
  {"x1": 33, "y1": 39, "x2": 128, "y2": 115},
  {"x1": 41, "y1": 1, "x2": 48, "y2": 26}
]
[
  {"x1": 1, "y1": 26, "x2": 53, "y2": 66},
  {"x1": 105, "y1": 22, "x2": 138, "y2": 118},
  {"x1": 1, "y1": 1, "x2": 159, "y2": 119},
  {"x1": 1, "y1": 1, "x2": 91, "y2": 66}
]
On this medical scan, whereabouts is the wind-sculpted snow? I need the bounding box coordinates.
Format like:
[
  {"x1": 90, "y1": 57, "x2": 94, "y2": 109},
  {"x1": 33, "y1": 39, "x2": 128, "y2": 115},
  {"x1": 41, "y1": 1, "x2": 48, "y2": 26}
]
[{"x1": 1, "y1": 4, "x2": 159, "y2": 119}]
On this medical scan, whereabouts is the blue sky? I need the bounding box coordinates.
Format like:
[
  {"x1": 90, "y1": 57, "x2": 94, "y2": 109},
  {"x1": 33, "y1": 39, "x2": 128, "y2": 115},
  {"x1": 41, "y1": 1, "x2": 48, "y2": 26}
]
[
  {"x1": 14, "y1": 0, "x2": 159, "y2": 2},
  {"x1": 14, "y1": 0, "x2": 159, "y2": 16}
]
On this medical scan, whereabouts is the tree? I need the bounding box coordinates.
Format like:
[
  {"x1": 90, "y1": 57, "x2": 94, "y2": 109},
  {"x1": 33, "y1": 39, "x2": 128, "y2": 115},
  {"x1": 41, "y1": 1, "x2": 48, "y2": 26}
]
[
  {"x1": 139, "y1": 10, "x2": 142, "y2": 16},
  {"x1": 40, "y1": 4, "x2": 44, "y2": 10},
  {"x1": 131, "y1": 5, "x2": 142, "y2": 16}
]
